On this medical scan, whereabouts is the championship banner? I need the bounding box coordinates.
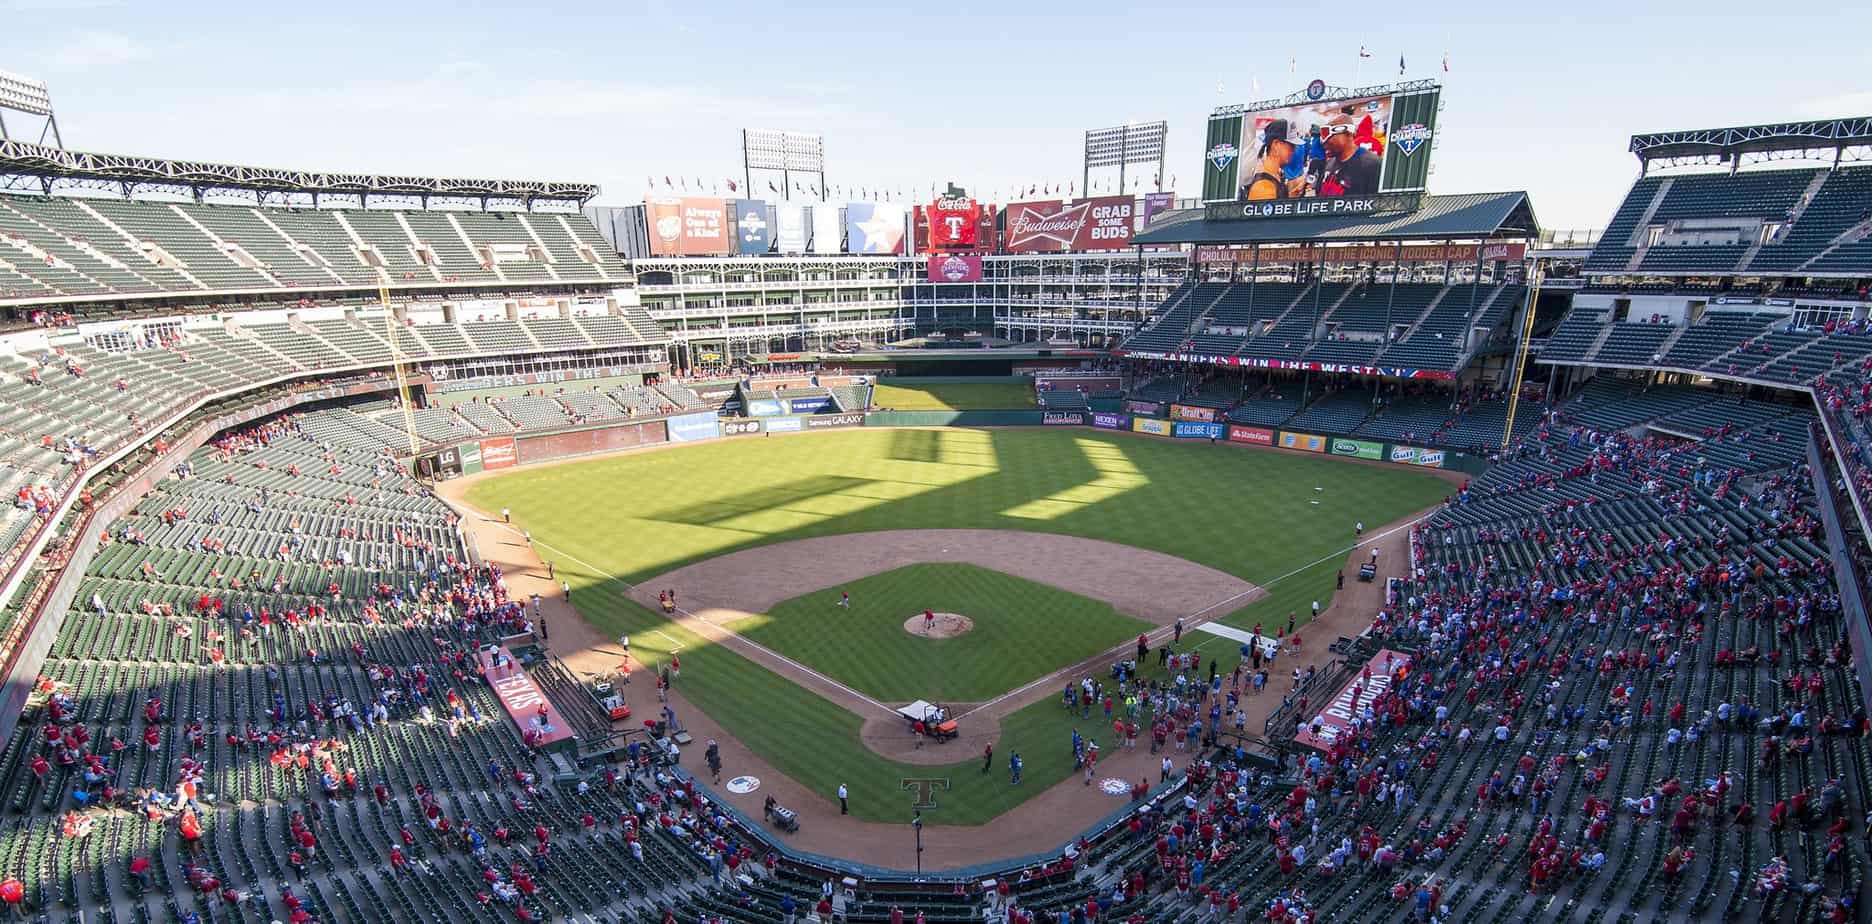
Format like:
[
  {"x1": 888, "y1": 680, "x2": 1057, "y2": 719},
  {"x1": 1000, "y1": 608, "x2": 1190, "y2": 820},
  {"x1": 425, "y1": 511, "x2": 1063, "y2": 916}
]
[
  {"x1": 776, "y1": 204, "x2": 808, "y2": 254},
  {"x1": 1330, "y1": 438, "x2": 1384, "y2": 460},
  {"x1": 644, "y1": 195, "x2": 730, "y2": 256},
  {"x1": 1228, "y1": 425, "x2": 1274, "y2": 445},
  {"x1": 667, "y1": 411, "x2": 720, "y2": 443},
  {"x1": 1042, "y1": 411, "x2": 1087, "y2": 426},
  {"x1": 479, "y1": 436, "x2": 517, "y2": 470},
  {"x1": 1132, "y1": 417, "x2": 1172, "y2": 436},
  {"x1": 926, "y1": 195, "x2": 982, "y2": 252},
  {"x1": 1170, "y1": 404, "x2": 1218, "y2": 423},
  {"x1": 1092, "y1": 412, "x2": 1131, "y2": 430},
  {"x1": 1279, "y1": 431, "x2": 1327, "y2": 453},
  {"x1": 927, "y1": 253, "x2": 984, "y2": 283},
  {"x1": 1294, "y1": 649, "x2": 1414, "y2": 750},
  {"x1": 1142, "y1": 192, "x2": 1176, "y2": 227},
  {"x1": 1173, "y1": 421, "x2": 1225, "y2": 439},
  {"x1": 478, "y1": 646, "x2": 576, "y2": 749},
  {"x1": 1004, "y1": 195, "x2": 1135, "y2": 252},
  {"x1": 809, "y1": 204, "x2": 842, "y2": 254},
  {"x1": 845, "y1": 202, "x2": 906, "y2": 254},
  {"x1": 731, "y1": 199, "x2": 773, "y2": 255}
]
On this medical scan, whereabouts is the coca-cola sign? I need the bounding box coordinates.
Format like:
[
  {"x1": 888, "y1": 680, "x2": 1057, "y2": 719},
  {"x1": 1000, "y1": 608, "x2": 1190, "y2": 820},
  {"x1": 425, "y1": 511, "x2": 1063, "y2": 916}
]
[
  {"x1": 926, "y1": 196, "x2": 981, "y2": 252},
  {"x1": 1004, "y1": 196, "x2": 1134, "y2": 252}
]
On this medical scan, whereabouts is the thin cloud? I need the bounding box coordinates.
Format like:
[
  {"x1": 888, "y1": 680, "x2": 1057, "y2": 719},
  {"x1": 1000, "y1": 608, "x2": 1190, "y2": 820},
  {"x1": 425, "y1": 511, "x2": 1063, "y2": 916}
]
[
  {"x1": 62, "y1": 30, "x2": 160, "y2": 64},
  {"x1": 2, "y1": 0, "x2": 120, "y2": 9}
]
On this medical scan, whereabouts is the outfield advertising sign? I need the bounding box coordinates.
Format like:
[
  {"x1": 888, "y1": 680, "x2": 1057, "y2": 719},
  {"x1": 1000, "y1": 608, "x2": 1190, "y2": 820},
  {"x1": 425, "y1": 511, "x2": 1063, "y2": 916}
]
[
  {"x1": 1174, "y1": 421, "x2": 1225, "y2": 439},
  {"x1": 1132, "y1": 417, "x2": 1172, "y2": 436},
  {"x1": 805, "y1": 413, "x2": 865, "y2": 429},
  {"x1": 1393, "y1": 447, "x2": 1445, "y2": 467},
  {"x1": 747, "y1": 399, "x2": 784, "y2": 417},
  {"x1": 765, "y1": 416, "x2": 804, "y2": 433},
  {"x1": 1092, "y1": 412, "x2": 1131, "y2": 430},
  {"x1": 479, "y1": 436, "x2": 518, "y2": 470},
  {"x1": 721, "y1": 419, "x2": 763, "y2": 436},
  {"x1": 1042, "y1": 411, "x2": 1087, "y2": 426},
  {"x1": 1125, "y1": 400, "x2": 1164, "y2": 416},
  {"x1": 1228, "y1": 425, "x2": 1275, "y2": 445},
  {"x1": 667, "y1": 411, "x2": 720, "y2": 443},
  {"x1": 1279, "y1": 431, "x2": 1327, "y2": 453},
  {"x1": 1330, "y1": 438, "x2": 1384, "y2": 460},
  {"x1": 785, "y1": 396, "x2": 831, "y2": 414},
  {"x1": 1170, "y1": 404, "x2": 1218, "y2": 423}
]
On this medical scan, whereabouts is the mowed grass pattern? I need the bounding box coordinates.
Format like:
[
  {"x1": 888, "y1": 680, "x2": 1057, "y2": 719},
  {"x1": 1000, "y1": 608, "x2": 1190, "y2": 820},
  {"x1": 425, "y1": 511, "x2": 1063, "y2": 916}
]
[
  {"x1": 469, "y1": 428, "x2": 1453, "y2": 823},
  {"x1": 870, "y1": 381, "x2": 1037, "y2": 410},
  {"x1": 730, "y1": 564, "x2": 1152, "y2": 702}
]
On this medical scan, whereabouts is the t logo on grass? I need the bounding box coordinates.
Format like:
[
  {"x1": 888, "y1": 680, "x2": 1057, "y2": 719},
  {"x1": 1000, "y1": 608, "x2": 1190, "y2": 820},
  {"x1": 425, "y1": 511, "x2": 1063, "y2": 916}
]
[{"x1": 901, "y1": 778, "x2": 951, "y2": 809}]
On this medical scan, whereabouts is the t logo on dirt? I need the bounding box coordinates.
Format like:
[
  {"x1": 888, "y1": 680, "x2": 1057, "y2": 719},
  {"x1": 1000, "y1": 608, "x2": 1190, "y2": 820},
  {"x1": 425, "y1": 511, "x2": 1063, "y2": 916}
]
[{"x1": 901, "y1": 777, "x2": 951, "y2": 809}]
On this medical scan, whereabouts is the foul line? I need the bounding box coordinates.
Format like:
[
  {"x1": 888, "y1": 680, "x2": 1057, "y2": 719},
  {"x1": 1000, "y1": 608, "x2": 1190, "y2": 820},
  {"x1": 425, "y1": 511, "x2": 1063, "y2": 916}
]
[
  {"x1": 486, "y1": 519, "x2": 899, "y2": 719},
  {"x1": 954, "y1": 512, "x2": 1432, "y2": 721}
]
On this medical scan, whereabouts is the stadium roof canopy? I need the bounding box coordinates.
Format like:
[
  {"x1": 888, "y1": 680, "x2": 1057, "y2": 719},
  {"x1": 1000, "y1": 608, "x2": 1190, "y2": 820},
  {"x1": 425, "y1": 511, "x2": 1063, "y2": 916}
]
[
  {"x1": 1133, "y1": 191, "x2": 1538, "y2": 246},
  {"x1": 0, "y1": 139, "x2": 600, "y2": 206},
  {"x1": 1629, "y1": 117, "x2": 1872, "y2": 169}
]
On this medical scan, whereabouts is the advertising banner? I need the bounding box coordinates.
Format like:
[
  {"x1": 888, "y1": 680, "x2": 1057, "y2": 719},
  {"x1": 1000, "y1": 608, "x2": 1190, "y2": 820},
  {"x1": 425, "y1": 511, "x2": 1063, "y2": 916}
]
[
  {"x1": 785, "y1": 395, "x2": 831, "y2": 414},
  {"x1": 809, "y1": 204, "x2": 842, "y2": 254},
  {"x1": 1228, "y1": 425, "x2": 1275, "y2": 445},
  {"x1": 766, "y1": 416, "x2": 804, "y2": 433},
  {"x1": 721, "y1": 419, "x2": 764, "y2": 437},
  {"x1": 1125, "y1": 399, "x2": 1164, "y2": 416},
  {"x1": 1295, "y1": 649, "x2": 1414, "y2": 751},
  {"x1": 1279, "y1": 431, "x2": 1327, "y2": 453},
  {"x1": 805, "y1": 413, "x2": 865, "y2": 429},
  {"x1": 1042, "y1": 411, "x2": 1087, "y2": 426},
  {"x1": 926, "y1": 195, "x2": 982, "y2": 252},
  {"x1": 644, "y1": 195, "x2": 730, "y2": 256},
  {"x1": 479, "y1": 436, "x2": 517, "y2": 470},
  {"x1": 1117, "y1": 351, "x2": 1457, "y2": 382},
  {"x1": 731, "y1": 199, "x2": 773, "y2": 255},
  {"x1": 667, "y1": 411, "x2": 720, "y2": 443},
  {"x1": 927, "y1": 253, "x2": 984, "y2": 283},
  {"x1": 458, "y1": 440, "x2": 482, "y2": 473},
  {"x1": 1004, "y1": 195, "x2": 1136, "y2": 252},
  {"x1": 1170, "y1": 404, "x2": 1218, "y2": 423},
  {"x1": 776, "y1": 204, "x2": 808, "y2": 254},
  {"x1": 1413, "y1": 449, "x2": 1445, "y2": 468},
  {"x1": 845, "y1": 202, "x2": 905, "y2": 254},
  {"x1": 1195, "y1": 242, "x2": 1526, "y2": 265},
  {"x1": 1330, "y1": 438, "x2": 1384, "y2": 460},
  {"x1": 1092, "y1": 412, "x2": 1131, "y2": 430},
  {"x1": 1174, "y1": 421, "x2": 1225, "y2": 439},
  {"x1": 747, "y1": 399, "x2": 784, "y2": 417},
  {"x1": 1132, "y1": 417, "x2": 1172, "y2": 436},
  {"x1": 1142, "y1": 192, "x2": 1176, "y2": 227}
]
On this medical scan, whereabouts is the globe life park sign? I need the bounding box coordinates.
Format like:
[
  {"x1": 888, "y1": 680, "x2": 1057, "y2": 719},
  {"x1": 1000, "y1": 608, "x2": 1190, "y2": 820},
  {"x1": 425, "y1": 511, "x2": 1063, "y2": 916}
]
[{"x1": 1204, "y1": 191, "x2": 1425, "y2": 222}]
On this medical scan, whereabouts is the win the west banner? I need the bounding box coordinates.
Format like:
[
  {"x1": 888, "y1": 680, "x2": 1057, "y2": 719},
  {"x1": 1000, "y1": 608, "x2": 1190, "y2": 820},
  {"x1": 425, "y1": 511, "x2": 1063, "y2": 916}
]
[
  {"x1": 731, "y1": 199, "x2": 773, "y2": 255},
  {"x1": 1003, "y1": 195, "x2": 1135, "y2": 252},
  {"x1": 845, "y1": 201, "x2": 906, "y2": 254}
]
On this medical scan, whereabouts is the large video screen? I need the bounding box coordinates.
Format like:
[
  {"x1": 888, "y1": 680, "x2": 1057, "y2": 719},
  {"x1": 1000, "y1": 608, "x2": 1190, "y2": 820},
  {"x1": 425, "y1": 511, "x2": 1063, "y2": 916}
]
[{"x1": 1202, "y1": 84, "x2": 1438, "y2": 214}]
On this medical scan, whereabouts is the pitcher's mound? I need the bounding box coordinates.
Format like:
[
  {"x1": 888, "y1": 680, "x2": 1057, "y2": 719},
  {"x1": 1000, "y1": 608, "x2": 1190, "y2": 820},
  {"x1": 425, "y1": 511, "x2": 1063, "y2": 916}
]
[{"x1": 904, "y1": 612, "x2": 973, "y2": 639}]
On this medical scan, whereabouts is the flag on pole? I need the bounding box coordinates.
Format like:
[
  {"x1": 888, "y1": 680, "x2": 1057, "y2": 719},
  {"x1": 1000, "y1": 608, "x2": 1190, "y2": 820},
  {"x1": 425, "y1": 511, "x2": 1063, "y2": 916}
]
[
  {"x1": 646, "y1": 175, "x2": 654, "y2": 189},
  {"x1": 1399, "y1": 54, "x2": 1406, "y2": 75},
  {"x1": 663, "y1": 176, "x2": 671, "y2": 188},
  {"x1": 1442, "y1": 51, "x2": 1450, "y2": 72},
  {"x1": 1288, "y1": 55, "x2": 1296, "y2": 76},
  {"x1": 726, "y1": 179, "x2": 737, "y2": 192},
  {"x1": 1358, "y1": 46, "x2": 1372, "y2": 58}
]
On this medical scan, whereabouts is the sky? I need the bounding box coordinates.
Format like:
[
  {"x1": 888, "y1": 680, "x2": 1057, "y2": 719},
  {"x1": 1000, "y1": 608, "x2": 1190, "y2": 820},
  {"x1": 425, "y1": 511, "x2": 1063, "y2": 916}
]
[{"x1": 1, "y1": 0, "x2": 1868, "y2": 231}]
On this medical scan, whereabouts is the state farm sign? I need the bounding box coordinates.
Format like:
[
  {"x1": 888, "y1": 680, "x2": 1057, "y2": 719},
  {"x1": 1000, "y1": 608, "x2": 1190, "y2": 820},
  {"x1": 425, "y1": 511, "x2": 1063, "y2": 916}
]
[{"x1": 1004, "y1": 195, "x2": 1135, "y2": 252}]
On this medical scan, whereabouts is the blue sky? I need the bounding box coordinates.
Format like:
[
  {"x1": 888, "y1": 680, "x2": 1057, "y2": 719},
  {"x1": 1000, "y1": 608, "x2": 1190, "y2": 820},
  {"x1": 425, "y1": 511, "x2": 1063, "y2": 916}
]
[{"x1": 1, "y1": 0, "x2": 1867, "y2": 230}]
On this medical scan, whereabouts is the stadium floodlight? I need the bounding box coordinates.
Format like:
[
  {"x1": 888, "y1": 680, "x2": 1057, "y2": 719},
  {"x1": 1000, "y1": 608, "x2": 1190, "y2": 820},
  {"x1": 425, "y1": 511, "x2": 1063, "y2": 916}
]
[
  {"x1": 0, "y1": 69, "x2": 62, "y2": 148},
  {"x1": 1083, "y1": 120, "x2": 1167, "y2": 195},
  {"x1": 742, "y1": 129, "x2": 826, "y2": 201}
]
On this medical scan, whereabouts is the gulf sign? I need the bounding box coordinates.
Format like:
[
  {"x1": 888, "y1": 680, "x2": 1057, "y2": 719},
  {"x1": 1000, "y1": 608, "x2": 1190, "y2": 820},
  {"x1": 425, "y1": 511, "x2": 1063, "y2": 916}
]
[
  {"x1": 1279, "y1": 431, "x2": 1327, "y2": 453},
  {"x1": 1295, "y1": 649, "x2": 1414, "y2": 751},
  {"x1": 1132, "y1": 417, "x2": 1172, "y2": 436},
  {"x1": 1004, "y1": 196, "x2": 1135, "y2": 253},
  {"x1": 1389, "y1": 446, "x2": 1445, "y2": 468}
]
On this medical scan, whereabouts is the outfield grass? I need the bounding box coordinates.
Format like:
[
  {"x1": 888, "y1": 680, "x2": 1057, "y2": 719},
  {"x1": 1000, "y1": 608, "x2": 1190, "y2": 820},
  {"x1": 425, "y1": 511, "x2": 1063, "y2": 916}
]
[
  {"x1": 469, "y1": 427, "x2": 1451, "y2": 823},
  {"x1": 728, "y1": 563, "x2": 1151, "y2": 702},
  {"x1": 870, "y1": 381, "x2": 1037, "y2": 411}
]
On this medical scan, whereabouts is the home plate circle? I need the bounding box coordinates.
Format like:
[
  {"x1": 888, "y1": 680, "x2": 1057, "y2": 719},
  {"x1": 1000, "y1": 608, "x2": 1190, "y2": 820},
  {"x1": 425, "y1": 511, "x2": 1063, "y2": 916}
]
[
  {"x1": 1099, "y1": 778, "x2": 1130, "y2": 796},
  {"x1": 903, "y1": 612, "x2": 974, "y2": 639},
  {"x1": 725, "y1": 776, "x2": 761, "y2": 795}
]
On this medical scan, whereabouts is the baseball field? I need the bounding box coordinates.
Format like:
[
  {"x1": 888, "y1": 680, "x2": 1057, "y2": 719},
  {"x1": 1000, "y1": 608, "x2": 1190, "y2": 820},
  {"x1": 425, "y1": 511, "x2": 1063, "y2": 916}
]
[
  {"x1": 868, "y1": 380, "x2": 1038, "y2": 411},
  {"x1": 465, "y1": 426, "x2": 1451, "y2": 824}
]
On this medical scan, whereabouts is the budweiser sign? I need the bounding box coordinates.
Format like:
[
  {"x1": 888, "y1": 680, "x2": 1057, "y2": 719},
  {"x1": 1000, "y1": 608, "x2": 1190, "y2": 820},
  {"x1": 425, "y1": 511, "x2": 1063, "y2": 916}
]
[{"x1": 1004, "y1": 195, "x2": 1134, "y2": 252}]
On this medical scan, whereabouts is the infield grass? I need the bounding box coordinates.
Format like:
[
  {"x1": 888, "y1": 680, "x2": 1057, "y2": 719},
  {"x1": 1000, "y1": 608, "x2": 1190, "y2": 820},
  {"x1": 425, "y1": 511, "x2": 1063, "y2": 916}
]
[
  {"x1": 468, "y1": 427, "x2": 1452, "y2": 824},
  {"x1": 870, "y1": 381, "x2": 1038, "y2": 411},
  {"x1": 728, "y1": 563, "x2": 1152, "y2": 702}
]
